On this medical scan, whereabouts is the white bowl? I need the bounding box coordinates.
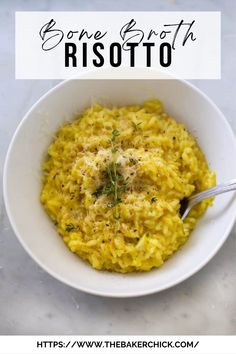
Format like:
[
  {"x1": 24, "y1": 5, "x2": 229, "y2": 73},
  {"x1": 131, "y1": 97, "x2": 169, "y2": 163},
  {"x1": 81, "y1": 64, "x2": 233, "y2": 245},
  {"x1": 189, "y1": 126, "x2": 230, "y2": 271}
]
[{"x1": 4, "y1": 72, "x2": 236, "y2": 297}]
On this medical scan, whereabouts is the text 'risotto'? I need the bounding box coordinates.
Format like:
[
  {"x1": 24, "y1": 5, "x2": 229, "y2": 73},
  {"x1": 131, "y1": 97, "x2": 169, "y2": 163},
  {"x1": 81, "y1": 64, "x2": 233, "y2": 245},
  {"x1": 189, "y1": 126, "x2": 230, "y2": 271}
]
[{"x1": 40, "y1": 99, "x2": 215, "y2": 273}]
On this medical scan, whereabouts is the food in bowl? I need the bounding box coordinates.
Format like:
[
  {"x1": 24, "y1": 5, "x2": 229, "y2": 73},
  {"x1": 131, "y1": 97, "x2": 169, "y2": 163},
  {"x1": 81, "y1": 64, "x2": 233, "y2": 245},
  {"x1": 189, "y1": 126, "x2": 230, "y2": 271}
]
[{"x1": 40, "y1": 99, "x2": 215, "y2": 273}]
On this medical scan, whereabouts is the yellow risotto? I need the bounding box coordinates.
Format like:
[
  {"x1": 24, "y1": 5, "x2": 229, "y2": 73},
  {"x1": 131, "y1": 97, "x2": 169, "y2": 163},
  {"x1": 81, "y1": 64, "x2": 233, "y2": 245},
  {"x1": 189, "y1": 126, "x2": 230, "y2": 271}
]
[{"x1": 40, "y1": 99, "x2": 215, "y2": 273}]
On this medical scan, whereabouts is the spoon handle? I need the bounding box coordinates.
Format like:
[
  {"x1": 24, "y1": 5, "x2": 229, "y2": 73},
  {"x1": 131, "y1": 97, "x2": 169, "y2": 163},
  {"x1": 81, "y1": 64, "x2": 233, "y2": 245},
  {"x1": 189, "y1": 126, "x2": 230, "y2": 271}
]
[{"x1": 188, "y1": 179, "x2": 236, "y2": 207}]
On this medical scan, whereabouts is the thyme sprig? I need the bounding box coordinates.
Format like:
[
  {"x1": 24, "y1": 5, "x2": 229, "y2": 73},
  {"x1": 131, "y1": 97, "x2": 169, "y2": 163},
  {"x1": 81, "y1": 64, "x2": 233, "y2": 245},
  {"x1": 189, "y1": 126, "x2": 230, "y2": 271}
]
[
  {"x1": 65, "y1": 223, "x2": 75, "y2": 232},
  {"x1": 93, "y1": 129, "x2": 128, "y2": 219}
]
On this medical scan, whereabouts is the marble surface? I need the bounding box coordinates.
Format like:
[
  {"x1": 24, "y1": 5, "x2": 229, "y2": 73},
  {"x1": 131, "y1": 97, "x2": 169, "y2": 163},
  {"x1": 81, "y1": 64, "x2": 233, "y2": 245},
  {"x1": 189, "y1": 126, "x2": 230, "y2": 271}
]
[{"x1": 0, "y1": 0, "x2": 235, "y2": 335}]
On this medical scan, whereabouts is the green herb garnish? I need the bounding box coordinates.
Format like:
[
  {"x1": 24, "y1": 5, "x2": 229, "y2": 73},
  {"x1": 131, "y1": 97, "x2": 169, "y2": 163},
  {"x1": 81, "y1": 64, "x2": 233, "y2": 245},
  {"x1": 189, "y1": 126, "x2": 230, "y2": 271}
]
[
  {"x1": 110, "y1": 128, "x2": 120, "y2": 141},
  {"x1": 93, "y1": 129, "x2": 129, "y2": 219},
  {"x1": 118, "y1": 183, "x2": 129, "y2": 193},
  {"x1": 92, "y1": 185, "x2": 106, "y2": 198},
  {"x1": 65, "y1": 223, "x2": 75, "y2": 232},
  {"x1": 151, "y1": 197, "x2": 157, "y2": 203}
]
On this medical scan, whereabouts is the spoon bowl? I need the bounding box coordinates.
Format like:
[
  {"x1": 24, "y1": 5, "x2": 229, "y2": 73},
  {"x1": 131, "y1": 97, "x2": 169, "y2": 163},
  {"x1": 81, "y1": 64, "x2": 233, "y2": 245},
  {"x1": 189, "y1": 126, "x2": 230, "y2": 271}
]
[{"x1": 180, "y1": 179, "x2": 236, "y2": 220}]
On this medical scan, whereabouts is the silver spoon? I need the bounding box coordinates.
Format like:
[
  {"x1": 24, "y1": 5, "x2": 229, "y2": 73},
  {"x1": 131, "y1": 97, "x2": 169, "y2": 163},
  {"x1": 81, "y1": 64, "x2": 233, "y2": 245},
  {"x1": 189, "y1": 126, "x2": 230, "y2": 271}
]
[{"x1": 180, "y1": 179, "x2": 236, "y2": 220}]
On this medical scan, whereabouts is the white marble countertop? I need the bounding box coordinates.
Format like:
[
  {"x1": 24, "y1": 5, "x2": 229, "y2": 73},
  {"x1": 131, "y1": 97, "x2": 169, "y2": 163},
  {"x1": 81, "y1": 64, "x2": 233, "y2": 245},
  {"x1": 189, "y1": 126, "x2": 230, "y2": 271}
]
[{"x1": 0, "y1": 0, "x2": 235, "y2": 335}]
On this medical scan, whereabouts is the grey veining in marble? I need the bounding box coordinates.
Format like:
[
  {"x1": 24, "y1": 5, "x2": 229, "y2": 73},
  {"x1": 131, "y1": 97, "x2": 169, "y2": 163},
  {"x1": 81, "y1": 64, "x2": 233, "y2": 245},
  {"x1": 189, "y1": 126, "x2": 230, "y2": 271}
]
[{"x1": 0, "y1": 0, "x2": 235, "y2": 335}]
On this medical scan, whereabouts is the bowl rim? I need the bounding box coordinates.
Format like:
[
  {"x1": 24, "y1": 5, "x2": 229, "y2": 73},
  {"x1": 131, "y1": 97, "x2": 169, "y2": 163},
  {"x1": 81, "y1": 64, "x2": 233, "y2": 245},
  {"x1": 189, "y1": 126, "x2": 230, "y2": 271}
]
[{"x1": 3, "y1": 74, "x2": 236, "y2": 298}]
